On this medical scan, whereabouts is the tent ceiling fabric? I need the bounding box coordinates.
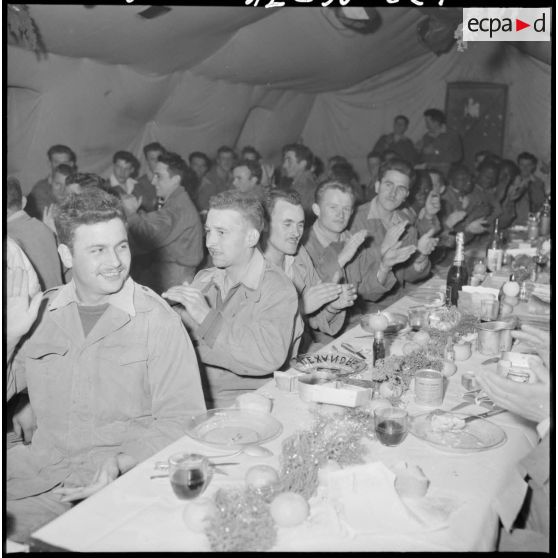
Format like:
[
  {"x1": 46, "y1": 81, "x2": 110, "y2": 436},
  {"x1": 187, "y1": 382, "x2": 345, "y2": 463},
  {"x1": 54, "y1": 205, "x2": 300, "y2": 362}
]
[{"x1": 28, "y1": 5, "x2": 430, "y2": 92}]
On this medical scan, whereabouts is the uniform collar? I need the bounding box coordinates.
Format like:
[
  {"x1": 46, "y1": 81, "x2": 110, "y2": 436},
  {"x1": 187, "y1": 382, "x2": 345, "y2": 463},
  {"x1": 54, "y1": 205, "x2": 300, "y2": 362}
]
[
  {"x1": 49, "y1": 277, "x2": 137, "y2": 316},
  {"x1": 202, "y1": 249, "x2": 266, "y2": 296}
]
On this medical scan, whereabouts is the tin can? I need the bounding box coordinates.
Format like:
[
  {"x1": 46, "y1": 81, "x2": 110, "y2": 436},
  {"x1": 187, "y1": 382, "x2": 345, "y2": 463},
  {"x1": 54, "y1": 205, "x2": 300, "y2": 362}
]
[{"x1": 414, "y1": 368, "x2": 444, "y2": 407}]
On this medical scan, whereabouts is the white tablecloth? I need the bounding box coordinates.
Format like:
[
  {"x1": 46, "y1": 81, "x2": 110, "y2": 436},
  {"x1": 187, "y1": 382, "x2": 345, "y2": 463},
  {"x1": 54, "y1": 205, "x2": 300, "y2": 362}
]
[{"x1": 29, "y1": 280, "x2": 539, "y2": 552}]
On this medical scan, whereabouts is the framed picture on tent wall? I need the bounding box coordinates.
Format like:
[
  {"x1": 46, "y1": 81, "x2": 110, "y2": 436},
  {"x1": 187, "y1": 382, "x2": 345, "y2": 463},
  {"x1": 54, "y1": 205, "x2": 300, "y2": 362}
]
[{"x1": 445, "y1": 82, "x2": 508, "y2": 170}]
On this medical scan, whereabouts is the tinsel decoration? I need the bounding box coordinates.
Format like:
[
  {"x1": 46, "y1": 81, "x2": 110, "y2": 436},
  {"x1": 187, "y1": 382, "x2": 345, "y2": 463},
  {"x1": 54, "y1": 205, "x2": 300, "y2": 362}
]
[
  {"x1": 206, "y1": 486, "x2": 277, "y2": 552},
  {"x1": 371, "y1": 311, "x2": 478, "y2": 388},
  {"x1": 203, "y1": 407, "x2": 373, "y2": 550},
  {"x1": 7, "y1": 4, "x2": 46, "y2": 57}
]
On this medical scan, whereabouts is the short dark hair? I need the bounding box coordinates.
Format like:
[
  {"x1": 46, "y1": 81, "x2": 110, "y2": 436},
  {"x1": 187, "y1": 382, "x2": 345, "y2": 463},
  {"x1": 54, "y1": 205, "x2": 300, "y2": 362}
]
[
  {"x1": 394, "y1": 114, "x2": 409, "y2": 126},
  {"x1": 209, "y1": 189, "x2": 265, "y2": 233},
  {"x1": 112, "y1": 150, "x2": 138, "y2": 167},
  {"x1": 158, "y1": 151, "x2": 189, "y2": 186},
  {"x1": 241, "y1": 146, "x2": 261, "y2": 161},
  {"x1": 329, "y1": 162, "x2": 358, "y2": 185},
  {"x1": 378, "y1": 158, "x2": 415, "y2": 183},
  {"x1": 315, "y1": 180, "x2": 355, "y2": 205},
  {"x1": 54, "y1": 188, "x2": 126, "y2": 249},
  {"x1": 143, "y1": 142, "x2": 165, "y2": 157},
  {"x1": 282, "y1": 143, "x2": 314, "y2": 169},
  {"x1": 7, "y1": 177, "x2": 23, "y2": 211},
  {"x1": 311, "y1": 156, "x2": 325, "y2": 178},
  {"x1": 448, "y1": 163, "x2": 471, "y2": 182},
  {"x1": 477, "y1": 159, "x2": 500, "y2": 175},
  {"x1": 216, "y1": 145, "x2": 236, "y2": 158},
  {"x1": 264, "y1": 188, "x2": 303, "y2": 220},
  {"x1": 47, "y1": 144, "x2": 77, "y2": 164},
  {"x1": 53, "y1": 163, "x2": 75, "y2": 178},
  {"x1": 233, "y1": 159, "x2": 263, "y2": 183},
  {"x1": 66, "y1": 172, "x2": 109, "y2": 192},
  {"x1": 498, "y1": 159, "x2": 520, "y2": 183},
  {"x1": 366, "y1": 150, "x2": 383, "y2": 161},
  {"x1": 427, "y1": 168, "x2": 447, "y2": 186},
  {"x1": 423, "y1": 109, "x2": 446, "y2": 125},
  {"x1": 517, "y1": 151, "x2": 538, "y2": 166},
  {"x1": 189, "y1": 151, "x2": 210, "y2": 166}
]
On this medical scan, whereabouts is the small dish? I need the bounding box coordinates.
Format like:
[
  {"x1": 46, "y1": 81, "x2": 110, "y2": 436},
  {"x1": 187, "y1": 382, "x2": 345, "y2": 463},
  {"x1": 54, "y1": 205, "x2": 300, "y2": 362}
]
[{"x1": 360, "y1": 311, "x2": 408, "y2": 336}]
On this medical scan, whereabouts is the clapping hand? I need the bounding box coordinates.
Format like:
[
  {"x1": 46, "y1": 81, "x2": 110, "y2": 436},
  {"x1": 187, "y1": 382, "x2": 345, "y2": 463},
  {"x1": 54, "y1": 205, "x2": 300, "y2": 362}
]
[
  {"x1": 121, "y1": 194, "x2": 142, "y2": 216},
  {"x1": 7, "y1": 267, "x2": 43, "y2": 346},
  {"x1": 328, "y1": 283, "x2": 357, "y2": 311},
  {"x1": 302, "y1": 283, "x2": 343, "y2": 315},
  {"x1": 417, "y1": 228, "x2": 439, "y2": 256},
  {"x1": 445, "y1": 210, "x2": 467, "y2": 229},
  {"x1": 465, "y1": 217, "x2": 489, "y2": 235},
  {"x1": 381, "y1": 221, "x2": 407, "y2": 257},
  {"x1": 42, "y1": 204, "x2": 57, "y2": 234},
  {"x1": 163, "y1": 283, "x2": 211, "y2": 325},
  {"x1": 338, "y1": 230, "x2": 367, "y2": 268}
]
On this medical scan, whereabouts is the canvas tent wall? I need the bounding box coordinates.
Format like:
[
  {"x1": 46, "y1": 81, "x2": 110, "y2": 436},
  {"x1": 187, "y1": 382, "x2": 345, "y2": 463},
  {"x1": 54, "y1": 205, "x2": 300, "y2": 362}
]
[{"x1": 7, "y1": 5, "x2": 552, "y2": 192}]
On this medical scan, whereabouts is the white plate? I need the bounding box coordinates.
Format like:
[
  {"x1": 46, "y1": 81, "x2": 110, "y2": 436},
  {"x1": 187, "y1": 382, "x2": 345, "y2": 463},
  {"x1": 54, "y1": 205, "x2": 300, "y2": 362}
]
[
  {"x1": 185, "y1": 409, "x2": 283, "y2": 449},
  {"x1": 410, "y1": 412, "x2": 507, "y2": 453}
]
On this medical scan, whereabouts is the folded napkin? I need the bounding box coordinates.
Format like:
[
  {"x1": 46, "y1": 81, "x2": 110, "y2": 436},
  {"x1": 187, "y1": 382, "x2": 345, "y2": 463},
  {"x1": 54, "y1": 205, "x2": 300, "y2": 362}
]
[
  {"x1": 318, "y1": 462, "x2": 460, "y2": 535},
  {"x1": 505, "y1": 247, "x2": 537, "y2": 257},
  {"x1": 461, "y1": 286, "x2": 500, "y2": 297}
]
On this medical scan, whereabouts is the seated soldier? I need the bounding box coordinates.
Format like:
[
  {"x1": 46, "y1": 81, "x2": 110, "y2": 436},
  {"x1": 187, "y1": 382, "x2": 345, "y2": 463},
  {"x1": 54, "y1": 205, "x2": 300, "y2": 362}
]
[
  {"x1": 441, "y1": 164, "x2": 491, "y2": 244},
  {"x1": 196, "y1": 146, "x2": 236, "y2": 213},
  {"x1": 107, "y1": 150, "x2": 140, "y2": 197},
  {"x1": 7, "y1": 177, "x2": 63, "y2": 290},
  {"x1": 349, "y1": 159, "x2": 438, "y2": 309},
  {"x1": 26, "y1": 145, "x2": 78, "y2": 220},
  {"x1": 262, "y1": 189, "x2": 357, "y2": 352},
  {"x1": 303, "y1": 180, "x2": 405, "y2": 318},
  {"x1": 163, "y1": 191, "x2": 299, "y2": 409},
  {"x1": 232, "y1": 159, "x2": 269, "y2": 201},
  {"x1": 6, "y1": 188, "x2": 205, "y2": 543},
  {"x1": 122, "y1": 151, "x2": 204, "y2": 293},
  {"x1": 280, "y1": 143, "x2": 317, "y2": 219},
  {"x1": 134, "y1": 142, "x2": 165, "y2": 212}
]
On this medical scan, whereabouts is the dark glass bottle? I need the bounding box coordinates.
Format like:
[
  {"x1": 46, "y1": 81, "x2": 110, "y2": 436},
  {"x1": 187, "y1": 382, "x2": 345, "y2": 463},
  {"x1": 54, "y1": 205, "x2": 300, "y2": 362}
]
[
  {"x1": 372, "y1": 331, "x2": 385, "y2": 367},
  {"x1": 446, "y1": 232, "x2": 468, "y2": 307},
  {"x1": 539, "y1": 195, "x2": 551, "y2": 237}
]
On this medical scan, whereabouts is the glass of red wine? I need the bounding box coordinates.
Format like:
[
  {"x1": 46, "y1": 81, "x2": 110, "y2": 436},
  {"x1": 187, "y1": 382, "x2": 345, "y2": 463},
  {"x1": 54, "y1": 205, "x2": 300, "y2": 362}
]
[
  {"x1": 374, "y1": 407, "x2": 409, "y2": 447},
  {"x1": 168, "y1": 453, "x2": 212, "y2": 500}
]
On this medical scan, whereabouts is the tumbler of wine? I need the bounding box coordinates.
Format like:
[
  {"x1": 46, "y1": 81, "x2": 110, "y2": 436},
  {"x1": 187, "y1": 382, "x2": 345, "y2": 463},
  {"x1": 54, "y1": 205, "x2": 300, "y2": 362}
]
[
  {"x1": 374, "y1": 407, "x2": 409, "y2": 447},
  {"x1": 168, "y1": 453, "x2": 212, "y2": 500}
]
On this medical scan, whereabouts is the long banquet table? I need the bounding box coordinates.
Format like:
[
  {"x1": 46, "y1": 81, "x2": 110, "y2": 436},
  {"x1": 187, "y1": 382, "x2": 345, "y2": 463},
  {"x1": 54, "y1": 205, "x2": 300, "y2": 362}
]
[{"x1": 29, "y1": 277, "x2": 542, "y2": 552}]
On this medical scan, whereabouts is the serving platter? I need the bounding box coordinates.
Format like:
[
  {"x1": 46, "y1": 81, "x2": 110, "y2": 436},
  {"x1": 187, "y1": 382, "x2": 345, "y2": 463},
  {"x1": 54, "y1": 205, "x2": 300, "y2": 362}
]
[
  {"x1": 291, "y1": 351, "x2": 367, "y2": 378},
  {"x1": 409, "y1": 411, "x2": 507, "y2": 453},
  {"x1": 185, "y1": 409, "x2": 283, "y2": 449}
]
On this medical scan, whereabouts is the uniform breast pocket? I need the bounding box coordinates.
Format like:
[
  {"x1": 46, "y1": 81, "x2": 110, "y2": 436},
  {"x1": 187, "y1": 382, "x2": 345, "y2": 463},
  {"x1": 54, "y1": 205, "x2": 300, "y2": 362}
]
[
  {"x1": 96, "y1": 344, "x2": 150, "y2": 418},
  {"x1": 25, "y1": 343, "x2": 69, "y2": 396}
]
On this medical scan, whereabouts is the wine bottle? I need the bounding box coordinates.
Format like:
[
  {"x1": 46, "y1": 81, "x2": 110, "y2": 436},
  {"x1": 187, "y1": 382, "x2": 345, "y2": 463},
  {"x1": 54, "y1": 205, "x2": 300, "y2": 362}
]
[
  {"x1": 486, "y1": 218, "x2": 503, "y2": 272},
  {"x1": 539, "y1": 195, "x2": 551, "y2": 237},
  {"x1": 446, "y1": 232, "x2": 468, "y2": 307},
  {"x1": 372, "y1": 331, "x2": 386, "y2": 367}
]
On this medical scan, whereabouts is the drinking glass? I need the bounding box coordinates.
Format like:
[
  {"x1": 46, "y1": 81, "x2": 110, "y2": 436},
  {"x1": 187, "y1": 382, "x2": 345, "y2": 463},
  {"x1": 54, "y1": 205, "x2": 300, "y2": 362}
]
[
  {"x1": 408, "y1": 306, "x2": 428, "y2": 331},
  {"x1": 480, "y1": 295, "x2": 499, "y2": 321},
  {"x1": 374, "y1": 407, "x2": 409, "y2": 447},
  {"x1": 168, "y1": 453, "x2": 212, "y2": 500}
]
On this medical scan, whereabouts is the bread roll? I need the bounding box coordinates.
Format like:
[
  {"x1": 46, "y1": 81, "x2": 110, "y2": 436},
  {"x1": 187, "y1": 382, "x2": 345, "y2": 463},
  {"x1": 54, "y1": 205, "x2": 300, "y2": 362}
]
[{"x1": 394, "y1": 462, "x2": 430, "y2": 499}]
